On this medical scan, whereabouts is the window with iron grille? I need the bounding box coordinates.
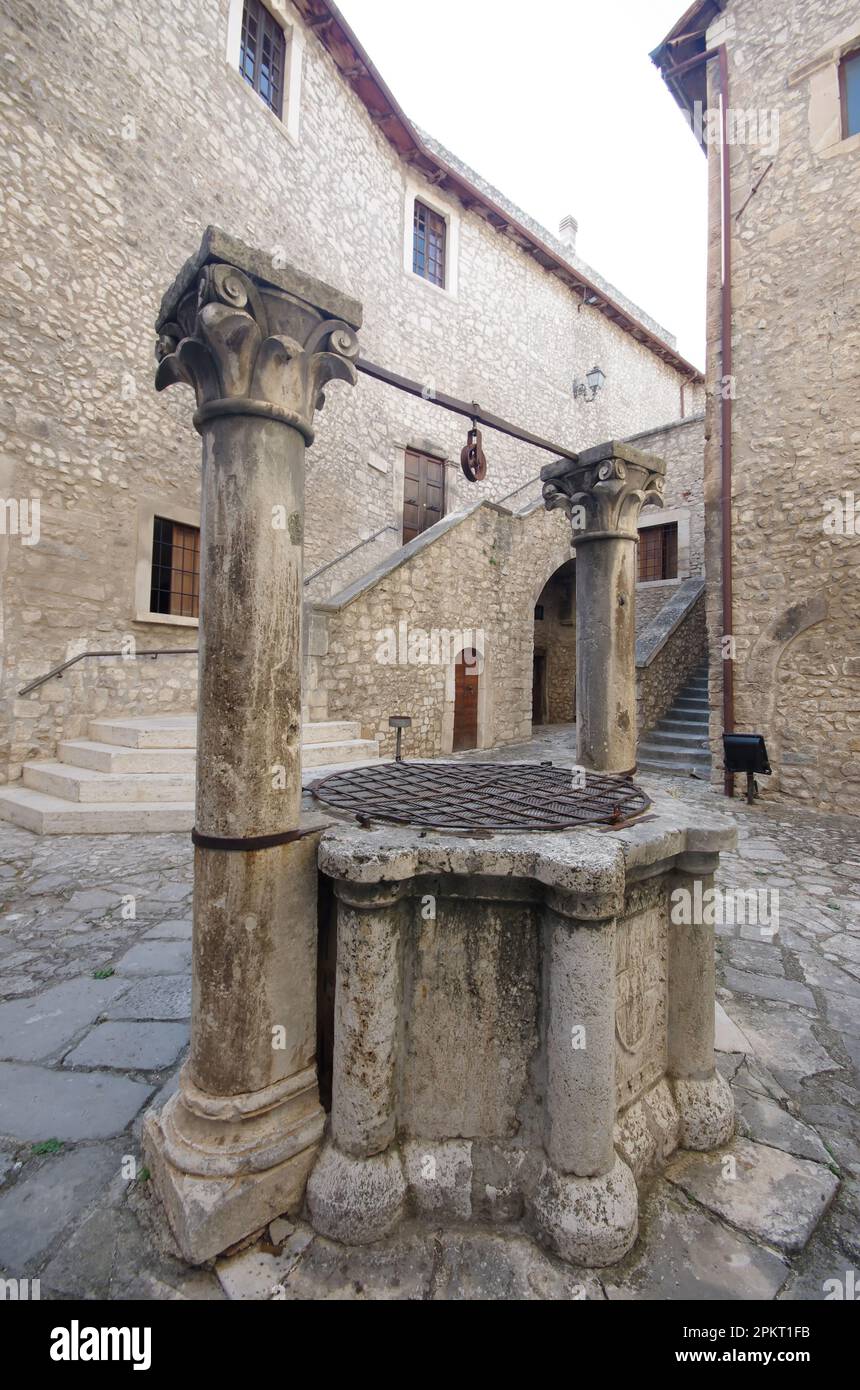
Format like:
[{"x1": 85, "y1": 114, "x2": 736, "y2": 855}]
[
  {"x1": 638, "y1": 523, "x2": 678, "y2": 583},
  {"x1": 150, "y1": 517, "x2": 200, "y2": 619},
  {"x1": 413, "y1": 200, "x2": 447, "y2": 288},
  {"x1": 840, "y1": 47, "x2": 860, "y2": 139},
  {"x1": 239, "y1": 0, "x2": 286, "y2": 118}
]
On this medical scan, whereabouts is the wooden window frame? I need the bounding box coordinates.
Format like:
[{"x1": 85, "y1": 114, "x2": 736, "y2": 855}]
[
  {"x1": 638, "y1": 522, "x2": 679, "y2": 584},
  {"x1": 239, "y1": 0, "x2": 287, "y2": 120},
  {"x1": 413, "y1": 199, "x2": 447, "y2": 289},
  {"x1": 134, "y1": 502, "x2": 200, "y2": 628},
  {"x1": 839, "y1": 46, "x2": 860, "y2": 140}
]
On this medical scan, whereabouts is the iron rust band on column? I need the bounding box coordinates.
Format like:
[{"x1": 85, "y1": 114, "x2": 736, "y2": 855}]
[{"x1": 191, "y1": 825, "x2": 329, "y2": 852}]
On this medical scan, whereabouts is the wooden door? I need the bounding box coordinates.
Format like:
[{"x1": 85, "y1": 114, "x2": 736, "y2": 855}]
[
  {"x1": 453, "y1": 647, "x2": 479, "y2": 752},
  {"x1": 403, "y1": 450, "x2": 445, "y2": 543}
]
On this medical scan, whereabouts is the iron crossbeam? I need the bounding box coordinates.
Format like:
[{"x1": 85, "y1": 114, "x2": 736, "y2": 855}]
[{"x1": 355, "y1": 357, "x2": 580, "y2": 463}]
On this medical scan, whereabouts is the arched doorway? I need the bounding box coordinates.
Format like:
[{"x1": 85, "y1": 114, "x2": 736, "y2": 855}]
[
  {"x1": 453, "y1": 647, "x2": 480, "y2": 751},
  {"x1": 532, "y1": 560, "x2": 576, "y2": 727}
]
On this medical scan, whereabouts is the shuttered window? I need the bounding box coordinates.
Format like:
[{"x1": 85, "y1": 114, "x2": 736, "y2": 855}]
[
  {"x1": 240, "y1": 0, "x2": 286, "y2": 118},
  {"x1": 413, "y1": 201, "x2": 447, "y2": 288},
  {"x1": 150, "y1": 517, "x2": 200, "y2": 619},
  {"x1": 638, "y1": 523, "x2": 678, "y2": 583}
]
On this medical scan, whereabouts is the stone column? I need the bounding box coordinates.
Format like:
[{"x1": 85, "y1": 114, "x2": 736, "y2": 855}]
[
  {"x1": 542, "y1": 441, "x2": 666, "y2": 774},
  {"x1": 142, "y1": 228, "x2": 362, "y2": 1263},
  {"x1": 668, "y1": 853, "x2": 734, "y2": 1149},
  {"x1": 533, "y1": 891, "x2": 638, "y2": 1266},
  {"x1": 307, "y1": 881, "x2": 408, "y2": 1244}
]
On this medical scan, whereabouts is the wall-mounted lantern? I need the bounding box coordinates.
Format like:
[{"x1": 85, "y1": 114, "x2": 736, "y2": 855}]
[{"x1": 573, "y1": 366, "x2": 606, "y2": 403}]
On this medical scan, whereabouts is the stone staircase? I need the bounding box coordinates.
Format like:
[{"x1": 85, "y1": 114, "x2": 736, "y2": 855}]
[
  {"x1": 0, "y1": 714, "x2": 379, "y2": 834},
  {"x1": 638, "y1": 663, "x2": 711, "y2": 777}
]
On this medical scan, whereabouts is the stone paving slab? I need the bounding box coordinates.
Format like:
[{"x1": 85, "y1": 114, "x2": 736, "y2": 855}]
[
  {"x1": 666, "y1": 1138, "x2": 839, "y2": 1254},
  {"x1": 733, "y1": 1090, "x2": 833, "y2": 1165},
  {"x1": 217, "y1": 1221, "x2": 607, "y2": 1301},
  {"x1": 0, "y1": 1062, "x2": 153, "y2": 1142},
  {"x1": 142, "y1": 919, "x2": 192, "y2": 941},
  {"x1": 64, "y1": 1021, "x2": 189, "y2": 1071},
  {"x1": 722, "y1": 967, "x2": 816, "y2": 1010},
  {"x1": 114, "y1": 939, "x2": 192, "y2": 977},
  {"x1": 103, "y1": 975, "x2": 191, "y2": 1021},
  {"x1": 0, "y1": 976, "x2": 130, "y2": 1062},
  {"x1": 0, "y1": 1142, "x2": 120, "y2": 1269},
  {"x1": 39, "y1": 1176, "x2": 224, "y2": 1300},
  {"x1": 603, "y1": 1184, "x2": 788, "y2": 1301}
]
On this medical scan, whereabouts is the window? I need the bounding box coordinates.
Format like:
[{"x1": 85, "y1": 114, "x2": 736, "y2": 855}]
[
  {"x1": 638, "y1": 523, "x2": 678, "y2": 583},
  {"x1": 239, "y1": 0, "x2": 286, "y2": 118},
  {"x1": 403, "y1": 450, "x2": 445, "y2": 543},
  {"x1": 150, "y1": 516, "x2": 200, "y2": 619},
  {"x1": 840, "y1": 48, "x2": 860, "y2": 139},
  {"x1": 413, "y1": 200, "x2": 447, "y2": 288}
]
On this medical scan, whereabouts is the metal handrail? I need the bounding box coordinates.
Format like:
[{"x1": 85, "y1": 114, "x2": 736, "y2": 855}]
[
  {"x1": 18, "y1": 648, "x2": 198, "y2": 697},
  {"x1": 304, "y1": 525, "x2": 398, "y2": 586}
]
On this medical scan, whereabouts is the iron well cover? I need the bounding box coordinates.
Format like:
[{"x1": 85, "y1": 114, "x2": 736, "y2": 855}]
[{"x1": 311, "y1": 761, "x2": 650, "y2": 832}]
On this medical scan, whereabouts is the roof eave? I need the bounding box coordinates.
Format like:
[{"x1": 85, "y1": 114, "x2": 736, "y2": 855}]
[{"x1": 292, "y1": 0, "x2": 704, "y2": 383}]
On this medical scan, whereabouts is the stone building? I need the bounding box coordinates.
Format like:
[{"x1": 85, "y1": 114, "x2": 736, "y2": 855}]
[
  {"x1": 0, "y1": 0, "x2": 706, "y2": 825},
  {"x1": 653, "y1": 0, "x2": 860, "y2": 814}
]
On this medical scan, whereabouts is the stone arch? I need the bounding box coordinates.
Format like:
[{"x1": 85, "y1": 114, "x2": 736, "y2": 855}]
[
  {"x1": 532, "y1": 555, "x2": 577, "y2": 728},
  {"x1": 745, "y1": 593, "x2": 829, "y2": 793}
]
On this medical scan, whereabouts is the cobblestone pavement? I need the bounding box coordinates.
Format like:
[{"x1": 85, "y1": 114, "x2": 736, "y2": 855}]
[{"x1": 0, "y1": 728, "x2": 857, "y2": 1299}]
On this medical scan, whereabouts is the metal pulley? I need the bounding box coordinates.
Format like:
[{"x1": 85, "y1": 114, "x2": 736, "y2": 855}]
[{"x1": 460, "y1": 417, "x2": 487, "y2": 482}]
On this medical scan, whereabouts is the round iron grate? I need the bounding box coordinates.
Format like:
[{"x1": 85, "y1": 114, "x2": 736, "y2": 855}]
[{"x1": 311, "y1": 761, "x2": 651, "y2": 832}]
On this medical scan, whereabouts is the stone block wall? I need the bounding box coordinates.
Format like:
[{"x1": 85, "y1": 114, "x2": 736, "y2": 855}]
[
  {"x1": 0, "y1": 0, "x2": 701, "y2": 779},
  {"x1": 702, "y1": 0, "x2": 860, "y2": 814},
  {"x1": 308, "y1": 501, "x2": 573, "y2": 759},
  {"x1": 636, "y1": 579, "x2": 707, "y2": 736}
]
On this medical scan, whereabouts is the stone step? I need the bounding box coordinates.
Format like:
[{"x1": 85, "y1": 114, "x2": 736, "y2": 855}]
[
  {"x1": 58, "y1": 740, "x2": 197, "y2": 774},
  {"x1": 302, "y1": 738, "x2": 380, "y2": 768},
  {"x1": 638, "y1": 741, "x2": 711, "y2": 767},
  {"x1": 22, "y1": 761, "x2": 195, "y2": 804},
  {"x1": 638, "y1": 756, "x2": 711, "y2": 776},
  {"x1": 674, "y1": 695, "x2": 709, "y2": 711},
  {"x1": 88, "y1": 715, "x2": 197, "y2": 749},
  {"x1": 0, "y1": 786, "x2": 195, "y2": 834},
  {"x1": 657, "y1": 714, "x2": 709, "y2": 732},
  {"x1": 301, "y1": 721, "x2": 361, "y2": 746},
  {"x1": 645, "y1": 729, "x2": 710, "y2": 749}
]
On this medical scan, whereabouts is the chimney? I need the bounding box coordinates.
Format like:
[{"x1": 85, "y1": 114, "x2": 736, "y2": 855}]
[{"x1": 559, "y1": 214, "x2": 578, "y2": 251}]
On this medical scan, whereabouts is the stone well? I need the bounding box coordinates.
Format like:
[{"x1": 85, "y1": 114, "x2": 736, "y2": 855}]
[{"x1": 307, "y1": 792, "x2": 736, "y2": 1265}]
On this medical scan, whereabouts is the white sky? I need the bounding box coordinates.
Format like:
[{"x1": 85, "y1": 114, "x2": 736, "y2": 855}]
[{"x1": 334, "y1": 0, "x2": 707, "y2": 368}]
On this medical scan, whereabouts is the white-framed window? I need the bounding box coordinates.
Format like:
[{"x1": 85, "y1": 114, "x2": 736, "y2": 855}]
[
  {"x1": 637, "y1": 507, "x2": 691, "y2": 586},
  {"x1": 134, "y1": 501, "x2": 201, "y2": 628},
  {"x1": 789, "y1": 23, "x2": 860, "y2": 158},
  {"x1": 226, "y1": 0, "x2": 305, "y2": 142},
  {"x1": 403, "y1": 178, "x2": 460, "y2": 297}
]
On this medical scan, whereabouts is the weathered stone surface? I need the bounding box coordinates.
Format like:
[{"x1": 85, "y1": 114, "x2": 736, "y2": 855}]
[
  {"x1": 723, "y1": 968, "x2": 816, "y2": 1010},
  {"x1": 666, "y1": 1139, "x2": 839, "y2": 1254},
  {"x1": 0, "y1": 976, "x2": 130, "y2": 1062},
  {"x1": 714, "y1": 1000, "x2": 754, "y2": 1054},
  {"x1": 64, "y1": 1022, "x2": 189, "y2": 1071},
  {"x1": 115, "y1": 940, "x2": 192, "y2": 977},
  {"x1": 307, "y1": 1143, "x2": 407, "y2": 1246},
  {"x1": 604, "y1": 1185, "x2": 788, "y2": 1301},
  {"x1": 403, "y1": 1139, "x2": 473, "y2": 1221},
  {"x1": 216, "y1": 1226, "x2": 315, "y2": 1300},
  {"x1": 734, "y1": 1091, "x2": 832, "y2": 1166},
  {"x1": 104, "y1": 976, "x2": 191, "y2": 1021},
  {"x1": 533, "y1": 1156, "x2": 638, "y2": 1266},
  {"x1": 0, "y1": 1063, "x2": 153, "y2": 1141},
  {"x1": 724, "y1": 998, "x2": 840, "y2": 1082},
  {"x1": 0, "y1": 1143, "x2": 120, "y2": 1269},
  {"x1": 142, "y1": 920, "x2": 192, "y2": 941}
]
